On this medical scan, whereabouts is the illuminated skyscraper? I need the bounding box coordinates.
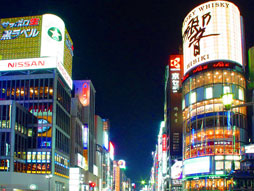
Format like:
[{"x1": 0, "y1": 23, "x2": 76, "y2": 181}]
[
  {"x1": 181, "y1": 1, "x2": 247, "y2": 190},
  {"x1": 0, "y1": 14, "x2": 73, "y2": 190}
]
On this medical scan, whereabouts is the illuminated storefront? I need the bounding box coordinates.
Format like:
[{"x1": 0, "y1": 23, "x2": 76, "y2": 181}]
[{"x1": 182, "y1": 1, "x2": 247, "y2": 190}]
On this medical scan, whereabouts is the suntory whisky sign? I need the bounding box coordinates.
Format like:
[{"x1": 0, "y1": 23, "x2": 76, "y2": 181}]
[{"x1": 182, "y1": 1, "x2": 242, "y2": 75}]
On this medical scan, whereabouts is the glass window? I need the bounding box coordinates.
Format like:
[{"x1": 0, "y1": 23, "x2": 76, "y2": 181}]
[
  {"x1": 214, "y1": 70, "x2": 223, "y2": 83},
  {"x1": 190, "y1": 77, "x2": 196, "y2": 90},
  {"x1": 225, "y1": 161, "x2": 232, "y2": 171},
  {"x1": 190, "y1": 91, "x2": 196, "y2": 104},
  {"x1": 206, "y1": 87, "x2": 213, "y2": 99},
  {"x1": 213, "y1": 84, "x2": 223, "y2": 98},
  {"x1": 204, "y1": 71, "x2": 213, "y2": 85},
  {"x1": 223, "y1": 71, "x2": 231, "y2": 83},
  {"x1": 216, "y1": 161, "x2": 224, "y2": 170},
  {"x1": 196, "y1": 73, "x2": 204, "y2": 88},
  {"x1": 223, "y1": 86, "x2": 230, "y2": 94},
  {"x1": 197, "y1": 87, "x2": 204, "y2": 102},
  {"x1": 185, "y1": 93, "x2": 190, "y2": 107},
  {"x1": 239, "y1": 87, "x2": 244, "y2": 101},
  {"x1": 182, "y1": 99, "x2": 185, "y2": 110}
]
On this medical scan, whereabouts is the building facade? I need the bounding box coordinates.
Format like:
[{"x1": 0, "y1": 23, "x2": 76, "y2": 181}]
[
  {"x1": 181, "y1": 1, "x2": 248, "y2": 190},
  {"x1": 0, "y1": 14, "x2": 74, "y2": 190},
  {"x1": 164, "y1": 55, "x2": 184, "y2": 191}
]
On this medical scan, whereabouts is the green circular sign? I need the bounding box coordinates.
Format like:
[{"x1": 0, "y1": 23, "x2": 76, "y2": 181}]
[{"x1": 48, "y1": 27, "x2": 62, "y2": 41}]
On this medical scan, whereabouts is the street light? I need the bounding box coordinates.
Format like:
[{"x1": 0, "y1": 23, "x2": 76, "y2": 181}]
[
  {"x1": 45, "y1": 174, "x2": 53, "y2": 191},
  {"x1": 221, "y1": 92, "x2": 254, "y2": 189}
]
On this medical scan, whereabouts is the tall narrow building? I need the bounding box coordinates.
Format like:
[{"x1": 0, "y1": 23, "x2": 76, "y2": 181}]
[{"x1": 181, "y1": 1, "x2": 247, "y2": 190}]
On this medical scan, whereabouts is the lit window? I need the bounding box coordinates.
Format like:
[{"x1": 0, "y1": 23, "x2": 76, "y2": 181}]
[
  {"x1": 28, "y1": 129, "x2": 33, "y2": 137},
  {"x1": 190, "y1": 92, "x2": 196, "y2": 104},
  {"x1": 223, "y1": 86, "x2": 230, "y2": 94},
  {"x1": 205, "y1": 87, "x2": 213, "y2": 99},
  {"x1": 182, "y1": 99, "x2": 185, "y2": 110},
  {"x1": 216, "y1": 161, "x2": 224, "y2": 170},
  {"x1": 239, "y1": 88, "x2": 244, "y2": 101}
]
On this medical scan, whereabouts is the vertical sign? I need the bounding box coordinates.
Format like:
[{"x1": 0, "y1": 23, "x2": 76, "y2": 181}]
[
  {"x1": 82, "y1": 124, "x2": 88, "y2": 149},
  {"x1": 169, "y1": 55, "x2": 183, "y2": 159}
]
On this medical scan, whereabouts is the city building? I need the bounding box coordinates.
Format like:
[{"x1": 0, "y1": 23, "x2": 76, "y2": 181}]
[
  {"x1": 69, "y1": 97, "x2": 87, "y2": 191},
  {"x1": 164, "y1": 55, "x2": 183, "y2": 191},
  {"x1": 228, "y1": 144, "x2": 254, "y2": 189},
  {"x1": 181, "y1": 1, "x2": 248, "y2": 190},
  {"x1": 0, "y1": 14, "x2": 74, "y2": 190},
  {"x1": 95, "y1": 115, "x2": 110, "y2": 191},
  {"x1": 73, "y1": 80, "x2": 97, "y2": 190},
  {"x1": 113, "y1": 160, "x2": 129, "y2": 191}
]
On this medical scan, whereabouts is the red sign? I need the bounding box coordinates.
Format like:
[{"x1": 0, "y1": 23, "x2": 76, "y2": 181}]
[
  {"x1": 169, "y1": 55, "x2": 181, "y2": 70},
  {"x1": 162, "y1": 134, "x2": 167, "y2": 152}
]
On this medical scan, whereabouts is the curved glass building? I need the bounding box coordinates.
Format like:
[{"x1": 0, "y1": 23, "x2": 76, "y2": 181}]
[{"x1": 181, "y1": 1, "x2": 248, "y2": 190}]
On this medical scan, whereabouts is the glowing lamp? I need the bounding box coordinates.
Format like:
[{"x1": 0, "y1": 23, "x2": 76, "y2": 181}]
[
  {"x1": 222, "y1": 93, "x2": 233, "y2": 110},
  {"x1": 89, "y1": 182, "x2": 96, "y2": 187}
]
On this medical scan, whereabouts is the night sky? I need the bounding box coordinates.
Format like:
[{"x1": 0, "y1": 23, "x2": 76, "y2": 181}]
[{"x1": 2, "y1": 0, "x2": 254, "y2": 184}]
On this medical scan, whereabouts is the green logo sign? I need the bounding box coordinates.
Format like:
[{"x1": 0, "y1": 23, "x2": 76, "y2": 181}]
[{"x1": 48, "y1": 27, "x2": 62, "y2": 41}]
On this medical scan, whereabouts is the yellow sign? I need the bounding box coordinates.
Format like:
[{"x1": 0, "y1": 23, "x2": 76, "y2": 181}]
[{"x1": 0, "y1": 16, "x2": 42, "y2": 60}]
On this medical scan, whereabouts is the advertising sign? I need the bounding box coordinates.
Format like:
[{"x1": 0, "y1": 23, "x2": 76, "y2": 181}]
[
  {"x1": 0, "y1": 57, "x2": 56, "y2": 71},
  {"x1": 169, "y1": 55, "x2": 183, "y2": 159},
  {"x1": 82, "y1": 124, "x2": 88, "y2": 149},
  {"x1": 64, "y1": 29, "x2": 74, "y2": 78},
  {"x1": 0, "y1": 57, "x2": 72, "y2": 89},
  {"x1": 40, "y1": 14, "x2": 65, "y2": 65},
  {"x1": 184, "y1": 156, "x2": 210, "y2": 175},
  {"x1": 74, "y1": 80, "x2": 90, "y2": 107},
  {"x1": 109, "y1": 141, "x2": 115, "y2": 160},
  {"x1": 171, "y1": 160, "x2": 183, "y2": 179},
  {"x1": 29, "y1": 103, "x2": 52, "y2": 148},
  {"x1": 0, "y1": 15, "x2": 42, "y2": 60},
  {"x1": 170, "y1": 55, "x2": 183, "y2": 93},
  {"x1": 118, "y1": 160, "x2": 126, "y2": 169},
  {"x1": 182, "y1": 1, "x2": 242, "y2": 75},
  {"x1": 162, "y1": 134, "x2": 167, "y2": 152},
  {"x1": 0, "y1": 14, "x2": 73, "y2": 89},
  {"x1": 245, "y1": 144, "x2": 254, "y2": 154}
]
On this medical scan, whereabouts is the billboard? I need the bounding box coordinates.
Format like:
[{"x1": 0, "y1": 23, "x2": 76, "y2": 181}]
[
  {"x1": 74, "y1": 80, "x2": 90, "y2": 107},
  {"x1": 29, "y1": 103, "x2": 52, "y2": 149},
  {"x1": 0, "y1": 16, "x2": 42, "y2": 60},
  {"x1": 171, "y1": 160, "x2": 183, "y2": 179},
  {"x1": 0, "y1": 14, "x2": 73, "y2": 88},
  {"x1": 182, "y1": 1, "x2": 242, "y2": 75},
  {"x1": 184, "y1": 156, "x2": 210, "y2": 175}
]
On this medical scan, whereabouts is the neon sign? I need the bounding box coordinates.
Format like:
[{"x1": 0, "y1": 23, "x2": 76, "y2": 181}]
[{"x1": 182, "y1": 61, "x2": 237, "y2": 83}]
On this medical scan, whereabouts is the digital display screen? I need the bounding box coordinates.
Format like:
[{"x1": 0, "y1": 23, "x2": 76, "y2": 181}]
[
  {"x1": 184, "y1": 156, "x2": 210, "y2": 175},
  {"x1": 0, "y1": 16, "x2": 42, "y2": 60}
]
